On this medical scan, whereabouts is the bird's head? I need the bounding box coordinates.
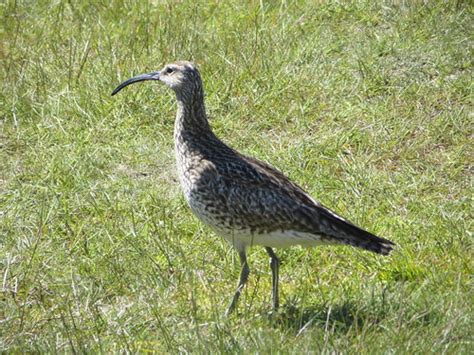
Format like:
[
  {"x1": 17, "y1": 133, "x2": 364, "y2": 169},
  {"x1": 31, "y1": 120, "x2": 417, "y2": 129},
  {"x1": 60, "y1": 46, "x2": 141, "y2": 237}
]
[{"x1": 112, "y1": 61, "x2": 202, "y2": 97}]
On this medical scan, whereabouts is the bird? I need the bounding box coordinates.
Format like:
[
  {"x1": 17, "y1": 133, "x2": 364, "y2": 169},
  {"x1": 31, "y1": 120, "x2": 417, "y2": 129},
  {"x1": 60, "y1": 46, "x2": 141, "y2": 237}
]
[{"x1": 112, "y1": 61, "x2": 395, "y2": 315}]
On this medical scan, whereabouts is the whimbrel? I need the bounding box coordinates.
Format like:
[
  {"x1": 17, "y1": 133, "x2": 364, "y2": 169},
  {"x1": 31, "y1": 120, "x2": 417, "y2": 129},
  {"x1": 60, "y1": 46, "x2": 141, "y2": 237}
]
[{"x1": 112, "y1": 61, "x2": 395, "y2": 315}]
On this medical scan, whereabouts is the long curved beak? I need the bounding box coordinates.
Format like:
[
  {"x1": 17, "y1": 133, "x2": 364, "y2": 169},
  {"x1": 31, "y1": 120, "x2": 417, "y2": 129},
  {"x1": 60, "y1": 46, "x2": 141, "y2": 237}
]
[{"x1": 111, "y1": 71, "x2": 161, "y2": 96}]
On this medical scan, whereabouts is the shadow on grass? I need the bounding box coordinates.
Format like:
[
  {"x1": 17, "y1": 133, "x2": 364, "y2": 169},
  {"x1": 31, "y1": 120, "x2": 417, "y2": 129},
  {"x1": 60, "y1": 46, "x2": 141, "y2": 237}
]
[{"x1": 270, "y1": 300, "x2": 387, "y2": 334}]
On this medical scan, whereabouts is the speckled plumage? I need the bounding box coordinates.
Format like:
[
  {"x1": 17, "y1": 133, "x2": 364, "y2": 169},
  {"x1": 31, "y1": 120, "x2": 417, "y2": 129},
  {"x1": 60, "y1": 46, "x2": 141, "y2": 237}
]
[{"x1": 112, "y1": 61, "x2": 395, "y2": 315}]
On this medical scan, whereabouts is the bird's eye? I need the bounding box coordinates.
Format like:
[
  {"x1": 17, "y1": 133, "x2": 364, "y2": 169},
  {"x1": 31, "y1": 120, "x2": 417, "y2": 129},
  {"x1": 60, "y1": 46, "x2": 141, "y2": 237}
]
[{"x1": 166, "y1": 67, "x2": 174, "y2": 74}]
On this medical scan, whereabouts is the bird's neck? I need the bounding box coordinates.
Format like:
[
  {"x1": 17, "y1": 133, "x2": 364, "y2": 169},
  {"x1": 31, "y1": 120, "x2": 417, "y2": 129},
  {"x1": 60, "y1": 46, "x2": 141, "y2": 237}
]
[{"x1": 174, "y1": 85, "x2": 211, "y2": 138}]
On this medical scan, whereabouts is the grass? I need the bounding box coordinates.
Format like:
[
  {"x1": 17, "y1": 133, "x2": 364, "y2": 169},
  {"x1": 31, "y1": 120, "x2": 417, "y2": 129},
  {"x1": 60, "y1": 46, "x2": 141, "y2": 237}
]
[{"x1": 1, "y1": 0, "x2": 472, "y2": 352}]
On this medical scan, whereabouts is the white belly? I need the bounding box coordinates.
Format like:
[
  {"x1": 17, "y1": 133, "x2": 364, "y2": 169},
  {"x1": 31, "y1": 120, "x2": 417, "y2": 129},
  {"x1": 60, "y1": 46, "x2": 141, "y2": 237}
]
[{"x1": 219, "y1": 229, "x2": 333, "y2": 249}]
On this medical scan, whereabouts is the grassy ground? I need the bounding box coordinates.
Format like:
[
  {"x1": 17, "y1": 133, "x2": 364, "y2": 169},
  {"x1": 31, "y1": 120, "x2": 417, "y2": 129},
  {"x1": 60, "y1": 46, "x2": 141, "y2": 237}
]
[{"x1": 1, "y1": 0, "x2": 472, "y2": 352}]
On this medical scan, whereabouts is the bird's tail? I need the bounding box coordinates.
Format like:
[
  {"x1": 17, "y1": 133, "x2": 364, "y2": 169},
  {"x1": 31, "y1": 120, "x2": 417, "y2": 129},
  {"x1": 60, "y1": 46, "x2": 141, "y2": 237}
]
[
  {"x1": 319, "y1": 208, "x2": 395, "y2": 255},
  {"x1": 341, "y1": 228, "x2": 395, "y2": 255}
]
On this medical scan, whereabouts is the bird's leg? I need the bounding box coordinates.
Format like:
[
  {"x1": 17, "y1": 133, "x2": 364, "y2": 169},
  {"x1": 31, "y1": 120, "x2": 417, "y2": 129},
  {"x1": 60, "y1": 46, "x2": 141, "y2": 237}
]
[
  {"x1": 265, "y1": 247, "x2": 280, "y2": 312},
  {"x1": 225, "y1": 250, "x2": 250, "y2": 316}
]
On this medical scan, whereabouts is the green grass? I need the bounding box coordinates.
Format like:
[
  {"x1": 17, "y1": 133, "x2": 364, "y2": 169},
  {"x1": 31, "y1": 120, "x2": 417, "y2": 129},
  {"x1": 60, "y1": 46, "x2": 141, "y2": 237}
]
[{"x1": 1, "y1": 0, "x2": 472, "y2": 352}]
